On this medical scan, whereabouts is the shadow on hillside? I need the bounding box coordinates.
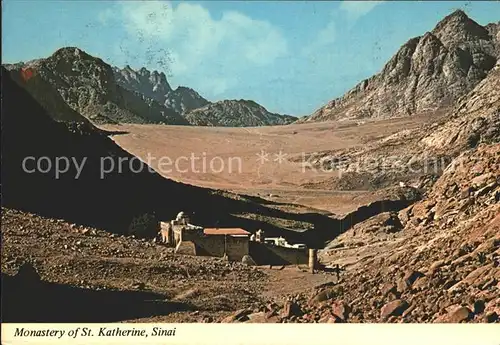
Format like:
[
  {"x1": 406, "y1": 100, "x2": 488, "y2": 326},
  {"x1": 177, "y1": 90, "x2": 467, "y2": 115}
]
[
  {"x1": 192, "y1": 196, "x2": 416, "y2": 248},
  {"x1": 1, "y1": 273, "x2": 192, "y2": 322}
]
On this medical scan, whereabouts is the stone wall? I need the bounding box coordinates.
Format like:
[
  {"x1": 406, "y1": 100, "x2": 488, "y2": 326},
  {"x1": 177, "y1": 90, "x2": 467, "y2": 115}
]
[
  {"x1": 249, "y1": 242, "x2": 308, "y2": 265},
  {"x1": 175, "y1": 227, "x2": 249, "y2": 262},
  {"x1": 225, "y1": 236, "x2": 249, "y2": 261},
  {"x1": 173, "y1": 224, "x2": 184, "y2": 245},
  {"x1": 160, "y1": 221, "x2": 174, "y2": 245},
  {"x1": 194, "y1": 235, "x2": 226, "y2": 258},
  {"x1": 175, "y1": 240, "x2": 196, "y2": 256}
]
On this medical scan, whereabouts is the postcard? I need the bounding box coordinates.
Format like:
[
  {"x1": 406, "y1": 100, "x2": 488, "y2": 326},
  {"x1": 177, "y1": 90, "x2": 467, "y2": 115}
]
[{"x1": 1, "y1": 1, "x2": 499, "y2": 344}]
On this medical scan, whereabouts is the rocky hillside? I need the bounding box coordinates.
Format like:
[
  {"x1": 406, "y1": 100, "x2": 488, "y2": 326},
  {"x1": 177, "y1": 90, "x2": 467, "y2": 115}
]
[
  {"x1": 1, "y1": 65, "x2": 183, "y2": 232},
  {"x1": 299, "y1": 57, "x2": 499, "y2": 193},
  {"x1": 301, "y1": 10, "x2": 500, "y2": 123},
  {"x1": 113, "y1": 66, "x2": 210, "y2": 115},
  {"x1": 4, "y1": 48, "x2": 189, "y2": 125},
  {"x1": 185, "y1": 100, "x2": 297, "y2": 127},
  {"x1": 220, "y1": 143, "x2": 498, "y2": 324},
  {"x1": 422, "y1": 59, "x2": 500, "y2": 153}
]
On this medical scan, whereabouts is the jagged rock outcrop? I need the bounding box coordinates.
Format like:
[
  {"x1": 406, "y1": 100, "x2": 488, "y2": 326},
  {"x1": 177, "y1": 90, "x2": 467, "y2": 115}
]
[
  {"x1": 184, "y1": 100, "x2": 297, "y2": 127},
  {"x1": 112, "y1": 66, "x2": 172, "y2": 102},
  {"x1": 113, "y1": 66, "x2": 210, "y2": 115},
  {"x1": 301, "y1": 10, "x2": 499, "y2": 122},
  {"x1": 4, "y1": 47, "x2": 188, "y2": 125}
]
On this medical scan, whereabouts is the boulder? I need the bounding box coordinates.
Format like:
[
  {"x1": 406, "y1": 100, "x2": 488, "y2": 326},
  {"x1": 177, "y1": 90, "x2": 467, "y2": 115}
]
[
  {"x1": 332, "y1": 301, "x2": 351, "y2": 321},
  {"x1": 380, "y1": 300, "x2": 409, "y2": 320},
  {"x1": 485, "y1": 312, "x2": 498, "y2": 323},
  {"x1": 473, "y1": 300, "x2": 486, "y2": 315},
  {"x1": 403, "y1": 270, "x2": 424, "y2": 286},
  {"x1": 309, "y1": 288, "x2": 337, "y2": 304},
  {"x1": 447, "y1": 306, "x2": 472, "y2": 323},
  {"x1": 221, "y1": 308, "x2": 252, "y2": 323},
  {"x1": 281, "y1": 301, "x2": 303, "y2": 318}
]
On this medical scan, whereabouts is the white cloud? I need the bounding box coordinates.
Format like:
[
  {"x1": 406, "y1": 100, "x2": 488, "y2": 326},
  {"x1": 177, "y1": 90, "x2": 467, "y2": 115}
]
[
  {"x1": 115, "y1": 1, "x2": 288, "y2": 98},
  {"x1": 339, "y1": 1, "x2": 384, "y2": 22}
]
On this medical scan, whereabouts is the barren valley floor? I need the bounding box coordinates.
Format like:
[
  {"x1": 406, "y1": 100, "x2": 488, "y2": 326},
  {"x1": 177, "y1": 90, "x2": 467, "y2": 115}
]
[{"x1": 102, "y1": 113, "x2": 439, "y2": 216}]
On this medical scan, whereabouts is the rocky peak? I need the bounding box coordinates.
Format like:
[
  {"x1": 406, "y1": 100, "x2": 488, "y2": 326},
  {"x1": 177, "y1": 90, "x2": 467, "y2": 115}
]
[
  {"x1": 164, "y1": 86, "x2": 210, "y2": 114},
  {"x1": 48, "y1": 47, "x2": 110, "y2": 71},
  {"x1": 43, "y1": 47, "x2": 117, "y2": 92},
  {"x1": 150, "y1": 71, "x2": 170, "y2": 91},
  {"x1": 138, "y1": 67, "x2": 149, "y2": 75},
  {"x1": 434, "y1": 9, "x2": 472, "y2": 29},
  {"x1": 52, "y1": 47, "x2": 90, "y2": 60},
  {"x1": 300, "y1": 10, "x2": 500, "y2": 123},
  {"x1": 113, "y1": 65, "x2": 211, "y2": 115},
  {"x1": 17, "y1": 46, "x2": 121, "y2": 112},
  {"x1": 113, "y1": 65, "x2": 172, "y2": 103},
  {"x1": 432, "y1": 10, "x2": 491, "y2": 46}
]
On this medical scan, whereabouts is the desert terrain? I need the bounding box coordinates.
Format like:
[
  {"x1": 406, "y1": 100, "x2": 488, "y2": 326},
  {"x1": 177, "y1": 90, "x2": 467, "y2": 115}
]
[{"x1": 102, "y1": 112, "x2": 440, "y2": 216}]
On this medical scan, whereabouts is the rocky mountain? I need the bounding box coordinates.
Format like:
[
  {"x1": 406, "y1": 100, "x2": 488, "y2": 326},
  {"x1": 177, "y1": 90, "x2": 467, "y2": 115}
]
[
  {"x1": 113, "y1": 66, "x2": 295, "y2": 127},
  {"x1": 300, "y1": 10, "x2": 500, "y2": 123},
  {"x1": 5, "y1": 48, "x2": 295, "y2": 128},
  {"x1": 184, "y1": 100, "x2": 297, "y2": 127},
  {"x1": 164, "y1": 86, "x2": 210, "y2": 115},
  {"x1": 4, "y1": 47, "x2": 189, "y2": 125},
  {"x1": 113, "y1": 66, "x2": 210, "y2": 115},
  {"x1": 298, "y1": 58, "x2": 499, "y2": 194}
]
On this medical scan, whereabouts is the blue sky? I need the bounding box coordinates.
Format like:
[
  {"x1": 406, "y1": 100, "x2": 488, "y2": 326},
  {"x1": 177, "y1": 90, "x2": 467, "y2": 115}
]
[{"x1": 2, "y1": 1, "x2": 499, "y2": 116}]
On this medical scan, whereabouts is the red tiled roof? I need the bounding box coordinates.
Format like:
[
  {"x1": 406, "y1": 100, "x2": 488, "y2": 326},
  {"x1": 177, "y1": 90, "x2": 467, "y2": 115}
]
[{"x1": 203, "y1": 228, "x2": 250, "y2": 236}]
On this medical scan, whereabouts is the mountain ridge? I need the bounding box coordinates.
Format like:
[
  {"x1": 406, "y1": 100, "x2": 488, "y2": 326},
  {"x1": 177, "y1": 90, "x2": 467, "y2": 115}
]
[
  {"x1": 299, "y1": 10, "x2": 500, "y2": 123},
  {"x1": 184, "y1": 99, "x2": 297, "y2": 127},
  {"x1": 113, "y1": 65, "x2": 296, "y2": 126},
  {"x1": 4, "y1": 47, "x2": 189, "y2": 125},
  {"x1": 112, "y1": 65, "x2": 211, "y2": 115},
  {"x1": 4, "y1": 48, "x2": 295, "y2": 128}
]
